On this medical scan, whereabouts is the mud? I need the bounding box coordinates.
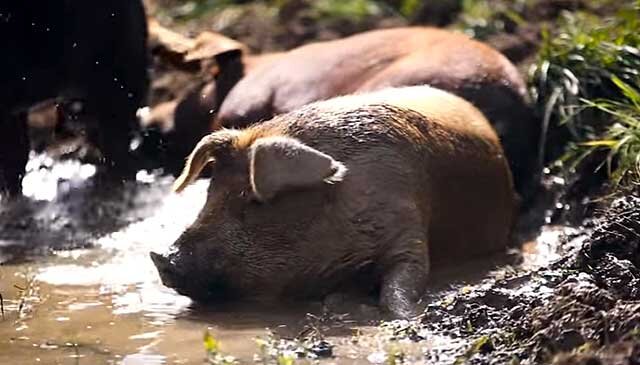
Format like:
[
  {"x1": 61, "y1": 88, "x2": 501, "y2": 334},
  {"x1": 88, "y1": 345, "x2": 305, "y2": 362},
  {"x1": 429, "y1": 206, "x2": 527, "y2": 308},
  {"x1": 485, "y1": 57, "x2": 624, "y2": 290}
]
[
  {"x1": 2, "y1": 136, "x2": 639, "y2": 365},
  {"x1": 2, "y1": 155, "x2": 622, "y2": 365},
  {"x1": 413, "y1": 195, "x2": 640, "y2": 364},
  {"x1": 3, "y1": 85, "x2": 639, "y2": 365},
  {"x1": 3, "y1": 2, "x2": 640, "y2": 364},
  {"x1": 0, "y1": 162, "x2": 527, "y2": 361},
  {"x1": 0, "y1": 160, "x2": 528, "y2": 365}
]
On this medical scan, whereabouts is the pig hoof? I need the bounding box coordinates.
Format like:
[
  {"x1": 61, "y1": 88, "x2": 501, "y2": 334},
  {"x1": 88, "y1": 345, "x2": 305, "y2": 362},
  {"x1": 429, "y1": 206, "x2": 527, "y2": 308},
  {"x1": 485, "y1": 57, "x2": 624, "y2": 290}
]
[
  {"x1": 388, "y1": 302, "x2": 421, "y2": 320},
  {"x1": 323, "y1": 293, "x2": 381, "y2": 318}
]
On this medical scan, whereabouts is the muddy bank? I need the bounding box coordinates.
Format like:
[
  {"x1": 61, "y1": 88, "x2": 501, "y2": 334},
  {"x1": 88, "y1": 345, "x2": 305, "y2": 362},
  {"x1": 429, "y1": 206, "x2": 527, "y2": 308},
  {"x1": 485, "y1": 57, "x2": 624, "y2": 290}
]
[
  {"x1": 3, "y1": 2, "x2": 639, "y2": 364},
  {"x1": 360, "y1": 194, "x2": 640, "y2": 364}
]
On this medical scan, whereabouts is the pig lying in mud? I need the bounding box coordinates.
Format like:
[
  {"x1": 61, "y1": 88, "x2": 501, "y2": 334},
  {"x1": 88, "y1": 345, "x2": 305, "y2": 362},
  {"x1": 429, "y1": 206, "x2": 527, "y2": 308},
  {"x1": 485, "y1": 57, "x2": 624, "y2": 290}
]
[
  {"x1": 151, "y1": 85, "x2": 517, "y2": 318},
  {"x1": 146, "y1": 27, "x2": 538, "y2": 200}
]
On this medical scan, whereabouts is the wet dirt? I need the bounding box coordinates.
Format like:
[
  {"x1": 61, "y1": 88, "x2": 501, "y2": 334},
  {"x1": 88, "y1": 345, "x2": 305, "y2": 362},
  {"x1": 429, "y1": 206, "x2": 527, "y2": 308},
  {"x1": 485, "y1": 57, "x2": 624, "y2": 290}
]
[
  {"x1": 415, "y1": 194, "x2": 640, "y2": 365},
  {"x1": 4, "y1": 1, "x2": 638, "y2": 363}
]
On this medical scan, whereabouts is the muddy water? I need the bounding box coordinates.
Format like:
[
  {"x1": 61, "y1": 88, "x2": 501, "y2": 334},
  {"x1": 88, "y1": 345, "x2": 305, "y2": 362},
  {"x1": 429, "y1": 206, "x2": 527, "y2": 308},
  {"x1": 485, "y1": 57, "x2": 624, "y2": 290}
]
[{"x1": 0, "y1": 157, "x2": 566, "y2": 365}]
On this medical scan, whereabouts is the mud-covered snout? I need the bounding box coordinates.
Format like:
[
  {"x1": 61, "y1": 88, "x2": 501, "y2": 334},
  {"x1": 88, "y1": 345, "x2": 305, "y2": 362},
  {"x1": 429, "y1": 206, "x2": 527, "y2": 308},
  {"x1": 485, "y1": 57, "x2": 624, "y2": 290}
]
[
  {"x1": 150, "y1": 249, "x2": 234, "y2": 301},
  {"x1": 150, "y1": 251, "x2": 188, "y2": 290}
]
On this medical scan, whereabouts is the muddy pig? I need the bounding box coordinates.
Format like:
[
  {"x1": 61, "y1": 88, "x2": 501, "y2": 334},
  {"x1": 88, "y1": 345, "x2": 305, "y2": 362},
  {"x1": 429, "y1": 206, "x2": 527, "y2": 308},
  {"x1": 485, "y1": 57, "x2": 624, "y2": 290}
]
[
  {"x1": 150, "y1": 85, "x2": 517, "y2": 318},
  {"x1": 0, "y1": 0, "x2": 149, "y2": 197},
  {"x1": 154, "y1": 27, "x2": 538, "y2": 200}
]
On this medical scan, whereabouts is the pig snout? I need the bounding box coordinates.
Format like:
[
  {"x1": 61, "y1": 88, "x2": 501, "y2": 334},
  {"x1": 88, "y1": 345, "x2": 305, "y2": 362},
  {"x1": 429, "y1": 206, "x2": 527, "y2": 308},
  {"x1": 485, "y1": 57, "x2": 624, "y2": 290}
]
[
  {"x1": 150, "y1": 246, "x2": 236, "y2": 302},
  {"x1": 150, "y1": 251, "x2": 187, "y2": 290}
]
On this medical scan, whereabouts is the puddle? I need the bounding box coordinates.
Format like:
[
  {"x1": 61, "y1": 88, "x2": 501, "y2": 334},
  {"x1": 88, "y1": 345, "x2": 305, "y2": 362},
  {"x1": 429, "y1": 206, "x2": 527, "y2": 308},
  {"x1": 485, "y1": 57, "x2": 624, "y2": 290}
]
[{"x1": 0, "y1": 156, "x2": 569, "y2": 364}]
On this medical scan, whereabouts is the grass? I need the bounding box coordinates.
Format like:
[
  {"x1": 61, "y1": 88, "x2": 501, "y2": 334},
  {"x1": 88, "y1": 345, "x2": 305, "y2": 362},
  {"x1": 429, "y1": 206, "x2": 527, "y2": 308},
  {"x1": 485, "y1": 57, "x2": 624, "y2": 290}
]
[
  {"x1": 205, "y1": 314, "x2": 335, "y2": 365},
  {"x1": 204, "y1": 329, "x2": 239, "y2": 365},
  {"x1": 155, "y1": 0, "x2": 381, "y2": 23},
  {"x1": 153, "y1": 0, "x2": 431, "y2": 26},
  {"x1": 456, "y1": 0, "x2": 528, "y2": 39},
  {"x1": 310, "y1": 0, "x2": 383, "y2": 22},
  {"x1": 254, "y1": 328, "x2": 333, "y2": 365},
  {"x1": 454, "y1": 0, "x2": 630, "y2": 39},
  {"x1": 576, "y1": 77, "x2": 640, "y2": 187},
  {"x1": 528, "y1": 2, "x2": 640, "y2": 188},
  {"x1": 14, "y1": 269, "x2": 41, "y2": 321}
]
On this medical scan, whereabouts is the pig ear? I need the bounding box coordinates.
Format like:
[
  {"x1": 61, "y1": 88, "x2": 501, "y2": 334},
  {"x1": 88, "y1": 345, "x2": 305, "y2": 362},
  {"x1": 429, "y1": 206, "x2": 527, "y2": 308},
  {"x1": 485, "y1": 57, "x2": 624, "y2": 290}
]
[
  {"x1": 249, "y1": 136, "x2": 347, "y2": 202},
  {"x1": 184, "y1": 31, "x2": 247, "y2": 62},
  {"x1": 173, "y1": 130, "x2": 239, "y2": 193}
]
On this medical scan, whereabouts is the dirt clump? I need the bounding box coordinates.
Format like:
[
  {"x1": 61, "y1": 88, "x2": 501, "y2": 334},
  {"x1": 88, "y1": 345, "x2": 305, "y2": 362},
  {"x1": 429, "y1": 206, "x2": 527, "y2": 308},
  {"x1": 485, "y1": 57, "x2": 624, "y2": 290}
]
[{"x1": 401, "y1": 195, "x2": 640, "y2": 364}]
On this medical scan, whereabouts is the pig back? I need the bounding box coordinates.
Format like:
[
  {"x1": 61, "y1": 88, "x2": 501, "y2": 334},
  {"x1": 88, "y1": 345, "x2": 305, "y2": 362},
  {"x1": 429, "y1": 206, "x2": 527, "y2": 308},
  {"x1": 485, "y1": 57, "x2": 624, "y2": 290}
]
[
  {"x1": 381, "y1": 87, "x2": 516, "y2": 263},
  {"x1": 215, "y1": 27, "x2": 536, "y2": 200},
  {"x1": 264, "y1": 87, "x2": 515, "y2": 266},
  {"x1": 367, "y1": 99, "x2": 515, "y2": 264}
]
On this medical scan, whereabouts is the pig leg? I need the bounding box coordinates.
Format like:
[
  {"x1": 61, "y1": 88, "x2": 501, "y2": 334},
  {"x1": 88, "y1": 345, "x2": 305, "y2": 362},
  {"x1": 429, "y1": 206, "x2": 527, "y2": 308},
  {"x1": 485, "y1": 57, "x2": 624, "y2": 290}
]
[
  {"x1": 0, "y1": 111, "x2": 29, "y2": 197},
  {"x1": 379, "y1": 237, "x2": 429, "y2": 319}
]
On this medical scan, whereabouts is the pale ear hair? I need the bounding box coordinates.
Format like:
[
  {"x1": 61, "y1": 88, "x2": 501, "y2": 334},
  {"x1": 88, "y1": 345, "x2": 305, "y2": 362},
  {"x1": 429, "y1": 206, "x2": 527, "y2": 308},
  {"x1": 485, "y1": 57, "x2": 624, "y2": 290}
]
[
  {"x1": 173, "y1": 130, "x2": 240, "y2": 193},
  {"x1": 248, "y1": 136, "x2": 347, "y2": 202}
]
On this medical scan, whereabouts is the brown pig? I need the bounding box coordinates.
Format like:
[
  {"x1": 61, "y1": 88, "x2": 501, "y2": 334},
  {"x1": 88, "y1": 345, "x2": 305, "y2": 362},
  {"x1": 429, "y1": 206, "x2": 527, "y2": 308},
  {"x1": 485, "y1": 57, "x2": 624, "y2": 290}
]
[
  {"x1": 150, "y1": 85, "x2": 517, "y2": 318},
  {"x1": 154, "y1": 27, "x2": 538, "y2": 200}
]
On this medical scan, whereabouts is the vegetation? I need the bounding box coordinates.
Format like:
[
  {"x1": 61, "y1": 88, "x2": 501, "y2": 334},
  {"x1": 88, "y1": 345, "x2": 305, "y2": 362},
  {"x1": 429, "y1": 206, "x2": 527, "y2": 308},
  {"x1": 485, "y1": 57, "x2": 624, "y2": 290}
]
[
  {"x1": 155, "y1": 0, "x2": 388, "y2": 23},
  {"x1": 456, "y1": 0, "x2": 527, "y2": 39},
  {"x1": 204, "y1": 323, "x2": 333, "y2": 365},
  {"x1": 204, "y1": 330, "x2": 239, "y2": 365},
  {"x1": 529, "y1": 2, "x2": 640, "y2": 187},
  {"x1": 579, "y1": 78, "x2": 640, "y2": 187},
  {"x1": 151, "y1": 0, "x2": 456, "y2": 26}
]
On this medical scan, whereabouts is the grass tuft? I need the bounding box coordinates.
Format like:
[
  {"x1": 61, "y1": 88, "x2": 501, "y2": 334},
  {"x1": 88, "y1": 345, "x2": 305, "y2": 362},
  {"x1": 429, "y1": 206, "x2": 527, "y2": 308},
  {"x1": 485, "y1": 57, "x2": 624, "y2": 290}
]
[
  {"x1": 577, "y1": 77, "x2": 640, "y2": 187},
  {"x1": 529, "y1": 3, "x2": 640, "y2": 188},
  {"x1": 204, "y1": 330, "x2": 239, "y2": 365}
]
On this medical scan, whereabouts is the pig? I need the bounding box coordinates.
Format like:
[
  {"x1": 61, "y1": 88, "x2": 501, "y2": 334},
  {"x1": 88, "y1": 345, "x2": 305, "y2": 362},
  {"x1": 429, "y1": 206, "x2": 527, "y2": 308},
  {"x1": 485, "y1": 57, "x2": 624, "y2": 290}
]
[
  {"x1": 0, "y1": 0, "x2": 149, "y2": 197},
  {"x1": 153, "y1": 27, "x2": 538, "y2": 201},
  {"x1": 150, "y1": 85, "x2": 517, "y2": 318}
]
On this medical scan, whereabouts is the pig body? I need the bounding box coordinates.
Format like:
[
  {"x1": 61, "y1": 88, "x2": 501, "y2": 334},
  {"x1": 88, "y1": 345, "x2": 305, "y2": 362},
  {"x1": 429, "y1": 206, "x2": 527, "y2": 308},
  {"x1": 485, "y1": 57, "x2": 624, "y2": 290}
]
[
  {"x1": 160, "y1": 27, "x2": 536, "y2": 199},
  {"x1": 0, "y1": 0, "x2": 149, "y2": 196},
  {"x1": 151, "y1": 86, "x2": 516, "y2": 318}
]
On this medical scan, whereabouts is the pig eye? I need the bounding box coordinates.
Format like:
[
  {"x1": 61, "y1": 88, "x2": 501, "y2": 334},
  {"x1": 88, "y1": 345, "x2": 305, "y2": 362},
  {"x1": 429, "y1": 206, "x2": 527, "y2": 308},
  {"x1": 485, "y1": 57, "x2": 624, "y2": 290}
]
[
  {"x1": 239, "y1": 190, "x2": 260, "y2": 204},
  {"x1": 249, "y1": 197, "x2": 263, "y2": 205},
  {"x1": 245, "y1": 191, "x2": 263, "y2": 205}
]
